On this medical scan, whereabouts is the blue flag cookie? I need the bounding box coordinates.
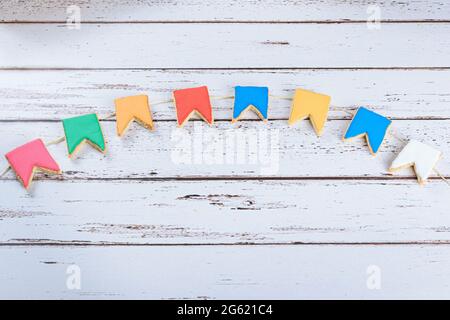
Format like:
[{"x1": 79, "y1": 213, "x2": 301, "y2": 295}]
[
  {"x1": 232, "y1": 86, "x2": 269, "y2": 122},
  {"x1": 343, "y1": 107, "x2": 391, "y2": 155}
]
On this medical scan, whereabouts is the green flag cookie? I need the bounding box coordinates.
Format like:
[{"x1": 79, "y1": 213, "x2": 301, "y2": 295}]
[{"x1": 62, "y1": 114, "x2": 106, "y2": 157}]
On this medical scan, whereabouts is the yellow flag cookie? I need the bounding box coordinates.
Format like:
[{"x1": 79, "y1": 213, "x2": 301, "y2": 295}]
[
  {"x1": 115, "y1": 95, "x2": 154, "y2": 136},
  {"x1": 288, "y1": 88, "x2": 331, "y2": 136}
]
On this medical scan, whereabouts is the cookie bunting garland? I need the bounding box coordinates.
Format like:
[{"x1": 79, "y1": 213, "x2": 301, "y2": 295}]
[{"x1": 1, "y1": 86, "x2": 446, "y2": 189}]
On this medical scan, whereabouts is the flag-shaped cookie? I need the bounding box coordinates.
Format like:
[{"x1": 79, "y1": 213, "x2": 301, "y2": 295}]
[
  {"x1": 389, "y1": 140, "x2": 442, "y2": 185},
  {"x1": 288, "y1": 88, "x2": 331, "y2": 136},
  {"x1": 62, "y1": 114, "x2": 106, "y2": 157},
  {"x1": 115, "y1": 95, "x2": 154, "y2": 136},
  {"x1": 343, "y1": 107, "x2": 391, "y2": 155},
  {"x1": 173, "y1": 86, "x2": 213, "y2": 127},
  {"x1": 232, "y1": 86, "x2": 269, "y2": 122},
  {"x1": 5, "y1": 139, "x2": 61, "y2": 189}
]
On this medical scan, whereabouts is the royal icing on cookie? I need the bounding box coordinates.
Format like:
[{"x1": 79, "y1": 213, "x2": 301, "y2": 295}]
[
  {"x1": 343, "y1": 107, "x2": 391, "y2": 155},
  {"x1": 62, "y1": 113, "x2": 106, "y2": 157},
  {"x1": 115, "y1": 95, "x2": 154, "y2": 136},
  {"x1": 173, "y1": 86, "x2": 213, "y2": 127},
  {"x1": 5, "y1": 139, "x2": 61, "y2": 189},
  {"x1": 389, "y1": 139, "x2": 442, "y2": 185},
  {"x1": 232, "y1": 86, "x2": 269, "y2": 122},
  {"x1": 288, "y1": 88, "x2": 331, "y2": 136}
]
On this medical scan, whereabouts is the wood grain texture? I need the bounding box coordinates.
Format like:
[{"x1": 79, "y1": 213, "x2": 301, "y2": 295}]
[
  {"x1": 1, "y1": 0, "x2": 449, "y2": 22},
  {"x1": 1, "y1": 179, "x2": 449, "y2": 245},
  {"x1": 2, "y1": 23, "x2": 450, "y2": 68},
  {"x1": 1, "y1": 69, "x2": 450, "y2": 121},
  {"x1": 0, "y1": 120, "x2": 448, "y2": 179},
  {"x1": 1, "y1": 245, "x2": 450, "y2": 299}
]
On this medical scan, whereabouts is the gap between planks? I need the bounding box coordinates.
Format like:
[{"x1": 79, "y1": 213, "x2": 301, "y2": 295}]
[
  {"x1": 3, "y1": 241, "x2": 450, "y2": 247},
  {"x1": 0, "y1": 176, "x2": 449, "y2": 182},
  {"x1": 2, "y1": 67, "x2": 450, "y2": 71},
  {"x1": 2, "y1": 20, "x2": 450, "y2": 24}
]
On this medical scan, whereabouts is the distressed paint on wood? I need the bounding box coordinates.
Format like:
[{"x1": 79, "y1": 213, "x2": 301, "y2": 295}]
[
  {"x1": 0, "y1": 120, "x2": 448, "y2": 179},
  {"x1": 1, "y1": 245, "x2": 450, "y2": 299},
  {"x1": 2, "y1": 24, "x2": 450, "y2": 68},
  {"x1": 1, "y1": 0, "x2": 450, "y2": 22},
  {"x1": 1, "y1": 69, "x2": 450, "y2": 121},
  {"x1": 1, "y1": 0, "x2": 450, "y2": 300},
  {"x1": 0, "y1": 179, "x2": 449, "y2": 244}
]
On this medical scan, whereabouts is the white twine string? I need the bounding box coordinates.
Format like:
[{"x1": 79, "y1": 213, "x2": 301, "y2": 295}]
[
  {"x1": 269, "y1": 94, "x2": 292, "y2": 101},
  {"x1": 102, "y1": 113, "x2": 116, "y2": 120},
  {"x1": 210, "y1": 95, "x2": 234, "y2": 101},
  {"x1": 329, "y1": 105, "x2": 355, "y2": 116},
  {"x1": 434, "y1": 169, "x2": 450, "y2": 187},
  {"x1": 389, "y1": 129, "x2": 408, "y2": 144},
  {"x1": 0, "y1": 166, "x2": 10, "y2": 178},
  {"x1": 46, "y1": 136, "x2": 66, "y2": 146}
]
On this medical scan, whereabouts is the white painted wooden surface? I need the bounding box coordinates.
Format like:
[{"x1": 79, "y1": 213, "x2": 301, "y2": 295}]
[
  {"x1": 0, "y1": 1, "x2": 449, "y2": 299},
  {"x1": 1, "y1": 0, "x2": 449, "y2": 22},
  {"x1": 1, "y1": 245, "x2": 450, "y2": 299},
  {"x1": 2, "y1": 23, "x2": 450, "y2": 68},
  {"x1": 1, "y1": 180, "x2": 449, "y2": 244}
]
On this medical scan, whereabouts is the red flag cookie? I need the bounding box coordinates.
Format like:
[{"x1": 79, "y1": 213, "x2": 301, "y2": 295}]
[{"x1": 173, "y1": 86, "x2": 214, "y2": 127}]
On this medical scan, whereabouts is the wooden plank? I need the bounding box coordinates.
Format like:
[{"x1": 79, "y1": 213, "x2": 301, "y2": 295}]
[
  {"x1": 1, "y1": 69, "x2": 450, "y2": 121},
  {"x1": 0, "y1": 179, "x2": 449, "y2": 244},
  {"x1": 1, "y1": 245, "x2": 450, "y2": 299},
  {"x1": 2, "y1": 24, "x2": 450, "y2": 68},
  {"x1": 1, "y1": 0, "x2": 449, "y2": 22},
  {"x1": 0, "y1": 120, "x2": 448, "y2": 179}
]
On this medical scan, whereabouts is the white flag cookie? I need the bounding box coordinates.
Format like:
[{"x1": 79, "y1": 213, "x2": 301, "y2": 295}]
[{"x1": 389, "y1": 140, "x2": 442, "y2": 185}]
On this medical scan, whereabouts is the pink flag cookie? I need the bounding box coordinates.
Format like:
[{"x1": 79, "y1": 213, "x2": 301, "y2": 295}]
[{"x1": 5, "y1": 139, "x2": 61, "y2": 189}]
